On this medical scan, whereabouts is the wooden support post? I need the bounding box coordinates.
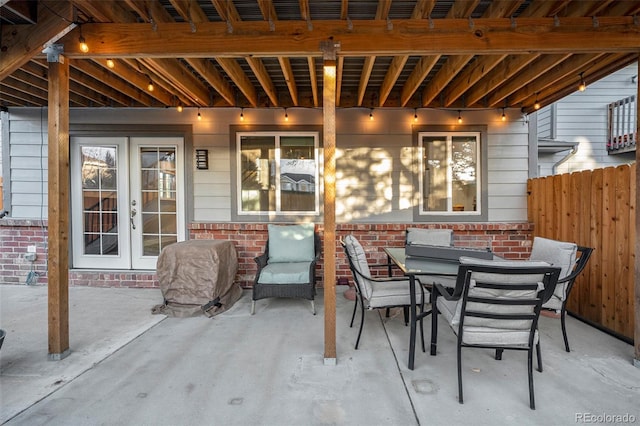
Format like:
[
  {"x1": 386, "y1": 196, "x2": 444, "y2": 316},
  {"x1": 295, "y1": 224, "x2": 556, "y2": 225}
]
[
  {"x1": 635, "y1": 55, "x2": 640, "y2": 368},
  {"x1": 321, "y1": 40, "x2": 340, "y2": 365},
  {"x1": 47, "y1": 48, "x2": 70, "y2": 360}
]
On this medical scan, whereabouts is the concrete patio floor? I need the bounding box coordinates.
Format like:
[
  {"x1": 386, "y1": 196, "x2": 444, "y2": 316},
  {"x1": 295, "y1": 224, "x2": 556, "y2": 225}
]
[{"x1": 1, "y1": 284, "x2": 639, "y2": 425}]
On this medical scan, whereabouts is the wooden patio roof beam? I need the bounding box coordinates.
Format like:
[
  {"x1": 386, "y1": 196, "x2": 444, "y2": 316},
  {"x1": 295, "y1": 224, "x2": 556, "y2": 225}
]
[
  {"x1": 55, "y1": 17, "x2": 640, "y2": 58},
  {"x1": 0, "y1": 1, "x2": 74, "y2": 80}
]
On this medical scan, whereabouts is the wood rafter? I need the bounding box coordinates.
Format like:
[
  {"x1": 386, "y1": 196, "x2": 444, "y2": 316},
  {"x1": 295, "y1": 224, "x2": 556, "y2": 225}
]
[
  {"x1": 357, "y1": 0, "x2": 390, "y2": 107},
  {"x1": 522, "y1": 53, "x2": 638, "y2": 113},
  {"x1": 486, "y1": 53, "x2": 572, "y2": 107},
  {"x1": 508, "y1": 53, "x2": 606, "y2": 106},
  {"x1": 211, "y1": 0, "x2": 277, "y2": 107},
  {"x1": 0, "y1": 1, "x2": 74, "y2": 80},
  {"x1": 464, "y1": 54, "x2": 538, "y2": 106},
  {"x1": 401, "y1": 55, "x2": 440, "y2": 107},
  {"x1": 167, "y1": 0, "x2": 237, "y2": 106},
  {"x1": 379, "y1": 0, "x2": 435, "y2": 107},
  {"x1": 91, "y1": 58, "x2": 174, "y2": 106}
]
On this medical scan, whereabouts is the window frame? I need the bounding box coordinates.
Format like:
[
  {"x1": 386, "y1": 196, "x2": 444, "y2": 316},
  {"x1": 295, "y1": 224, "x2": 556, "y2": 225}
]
[
  {"x1": 412, "y1": 125, "x2": 488, "y2": 222},
  {"x1": 230, "y1": 125, "x2": 323, "y2": 221}
]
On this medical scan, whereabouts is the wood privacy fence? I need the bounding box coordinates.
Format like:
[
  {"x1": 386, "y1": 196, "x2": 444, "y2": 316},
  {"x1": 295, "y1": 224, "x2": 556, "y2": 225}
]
[{"x1": 528, "y1": 164, "x2": 635, "y2": 341}]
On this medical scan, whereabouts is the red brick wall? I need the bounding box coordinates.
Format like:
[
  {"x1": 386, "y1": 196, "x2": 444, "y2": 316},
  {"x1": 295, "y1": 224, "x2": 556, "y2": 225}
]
[
  {"x1": 190, "y1": 222, "x2": 534, "y2": 288},
  {"x1": 0, "y1": 219, "x2": 533, "y2": 288}
]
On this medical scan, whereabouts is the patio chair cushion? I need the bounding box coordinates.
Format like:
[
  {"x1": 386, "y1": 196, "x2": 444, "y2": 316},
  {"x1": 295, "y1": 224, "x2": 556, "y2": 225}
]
[
  {"x1": 368, "y1": 279, "x2": 423, "y2": 309},
  {"x1": 439, "y1": 292, "x2": 539, "y2": 345},
  {"x1": 343, "y1": 235, "x2": 374, "y2": 299},
  {"x1": 438, "y1": 257, "x2": 551, "y2": 335},
  {"x1": 529, "y1": 237, "x2": 578, "y2": 310},
  {"x1": 267, "y1": 223, "x2": 316, "y2": 263},
  {"x1": 406, "y1": 228, "x2": 453, "y2": 246},
  {"x1": 257, "y1": 262, "x2": 313, "y2": 284}
]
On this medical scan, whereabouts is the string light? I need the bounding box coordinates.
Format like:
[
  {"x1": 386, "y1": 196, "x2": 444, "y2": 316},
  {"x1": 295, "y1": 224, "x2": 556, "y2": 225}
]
[
  {"x1": 147, "y1": 78, "x2": 154, "y2": 92},
  {"x1": 414, "y1": 109, "x2": 418, "y2": 122},
  {"x1": 578, "y1": 72, "x2": 587, "y2": 92},
  {"x1": 457, "y1": 110, "x2": 462, "y2": 124},
  {"x1": 78, "y1": 25, "x2": 89, "y2": 53},
  {"x1": 106, "y1": 59, "x2": 115, "y2": 69},
  {"x1": 534, "y1": 93, "x2": 540, "y2": 110},
  {"x1": 501, "y1": 108, "x2": 506, "y2": 121},
  {"x1": 240, "y1": 108, "x2": 244, "y2": 121},
  {"x1": 197, "y1": 107, "x2": 202, "y2": 120},
  {"x1": 284, "y1": 108, "x2": 288, "y2": 121},
  {"x1": 176, "y1": 105, "x2": 183, "y2": 112},
  {"x1": 369, "y1": 109, "x2": 374, "y2": 120}
]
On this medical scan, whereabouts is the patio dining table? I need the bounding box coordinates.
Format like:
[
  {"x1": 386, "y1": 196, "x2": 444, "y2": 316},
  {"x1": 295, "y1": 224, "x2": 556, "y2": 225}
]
[{"x1": 383, "y1": 247, "x2": 460, "y2": 370}]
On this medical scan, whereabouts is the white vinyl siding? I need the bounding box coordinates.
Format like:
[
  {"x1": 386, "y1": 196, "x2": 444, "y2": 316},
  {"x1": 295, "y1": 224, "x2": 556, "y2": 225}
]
[{"x1": 537, "y1": 63, "x2": 637, "y2": 176}]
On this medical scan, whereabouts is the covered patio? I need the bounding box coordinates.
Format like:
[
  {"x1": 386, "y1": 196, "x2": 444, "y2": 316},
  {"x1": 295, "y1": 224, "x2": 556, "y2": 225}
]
[
  {"x1": 1, "y1": 0, "x2": 639, "y2": 392},
  {"x1": 1, "y1": 284, "x2": 639, "y2": 425}
]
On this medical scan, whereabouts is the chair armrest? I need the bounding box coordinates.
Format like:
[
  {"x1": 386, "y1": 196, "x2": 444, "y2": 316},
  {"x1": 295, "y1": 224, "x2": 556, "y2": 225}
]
[
  {"x1": 254, "y1": 253, "x2": 268, "y2": 269},
  {"x1": 433, "y1": 282, "x2": 459, "y2": 301},
  {"x1": 369, "y1": 276, "x2": 409, "y2": 283}
]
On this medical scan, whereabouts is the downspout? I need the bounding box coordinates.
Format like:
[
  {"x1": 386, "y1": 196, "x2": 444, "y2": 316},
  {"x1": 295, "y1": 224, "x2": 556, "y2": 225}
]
[{"x1": 551, "y1": 145, "x2": 578, "y2": 175}]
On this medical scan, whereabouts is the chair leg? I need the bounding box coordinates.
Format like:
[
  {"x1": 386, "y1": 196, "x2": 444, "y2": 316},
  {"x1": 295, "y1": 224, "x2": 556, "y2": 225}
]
[
  {"x1": 349, "y1": 297, "x2": 358, "y2": 327},
  {"x1": 386, "y1": 307, "x2": 391, "y2": 318},
  {"x1": 457, "y1": 343, "x2": 464, "y2": 404},
  {"x1": 536, "y1": 341, "x2": 543, "y2": 373},
  {"x1": 430, "y1": 296, "x2": 439, "y2": 356},
  {"x1": 403, "y1": 306, "x2": 409, "y2": 325},
  {"x1": 561, "y1": 308, "x2": 570, "y2": 352},
  {"x1": 419, "y1": 301, "x2": 426, "y2": 353},
  {"x1": 495, "y1": 349, "x2": 503, "y2": 360},
  {"x1": 528, "y1": 348, "x2": 536, "y2": 410},
  {"x1": 355, "y1": 297, "x2": 366, "y2": 350},
  {"x1": 251, "y1": 300, "x2": 256, "y2": 315},
  {"x1": 311, "y1": 300, "x2": 316, "y2": 315}
]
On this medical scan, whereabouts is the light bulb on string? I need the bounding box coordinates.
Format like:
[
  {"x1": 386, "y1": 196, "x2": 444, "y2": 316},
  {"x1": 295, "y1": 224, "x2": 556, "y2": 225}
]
[
  {"x1": 578, "y1": 72, "x2": 587, "y2": 92},
  {"x1": 78, "y1": 25, "x2": 89, "y2": 53},
  {"x1": 457, "y1": 111, "x2": 462, "y2": 124},
  {"x1": 106, "y1": 59, "x2": 115, "y2": 69}
]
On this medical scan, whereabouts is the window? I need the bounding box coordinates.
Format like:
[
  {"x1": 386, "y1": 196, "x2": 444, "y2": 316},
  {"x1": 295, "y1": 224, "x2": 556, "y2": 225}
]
[
  {"x1": 236, "y1": 130, "x2": 320, "y2": 216},
  {"x1": 415, "y1": 127, "x2": 487, "y2": 221}
]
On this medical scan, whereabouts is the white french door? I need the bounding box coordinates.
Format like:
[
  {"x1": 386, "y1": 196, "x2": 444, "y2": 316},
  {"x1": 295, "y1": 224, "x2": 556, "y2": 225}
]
[{"x1": 71, "y1": 136, "x2": 185, "y2": 269}]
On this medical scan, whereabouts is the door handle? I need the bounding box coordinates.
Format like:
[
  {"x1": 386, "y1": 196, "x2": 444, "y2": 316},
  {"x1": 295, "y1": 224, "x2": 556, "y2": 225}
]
[{"x1": 131, "y1": 209, "x2": 137, "y2": 229}]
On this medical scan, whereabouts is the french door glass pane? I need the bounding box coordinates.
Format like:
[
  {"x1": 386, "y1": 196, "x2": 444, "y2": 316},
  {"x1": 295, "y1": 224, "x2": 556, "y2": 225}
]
[
  {"x1": 80, "y1": 146, "x2": 119, "y2": 255},
  {"x1": 140, "y1": 147, "x2": 178, "y2": 256}
]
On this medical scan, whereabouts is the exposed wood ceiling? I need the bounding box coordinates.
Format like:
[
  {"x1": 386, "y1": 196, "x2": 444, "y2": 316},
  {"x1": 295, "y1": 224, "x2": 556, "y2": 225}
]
[{"x1": 1, "y1": 0, "x2": 639, "y2": 114}]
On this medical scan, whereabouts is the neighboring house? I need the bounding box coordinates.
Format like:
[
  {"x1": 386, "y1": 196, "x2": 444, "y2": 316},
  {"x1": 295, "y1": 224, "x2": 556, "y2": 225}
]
[
  {"x1": 536, "y1": 63, "x2": 637, "y2": 177},
  {"x1": 0, "y1": 107, "x2": 534, "y2": 286}
]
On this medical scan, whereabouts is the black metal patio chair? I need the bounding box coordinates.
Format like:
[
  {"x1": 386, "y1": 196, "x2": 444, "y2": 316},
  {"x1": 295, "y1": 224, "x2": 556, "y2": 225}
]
[{"x1": 430, "y1": 256, "x2": 561, "y2": 410}]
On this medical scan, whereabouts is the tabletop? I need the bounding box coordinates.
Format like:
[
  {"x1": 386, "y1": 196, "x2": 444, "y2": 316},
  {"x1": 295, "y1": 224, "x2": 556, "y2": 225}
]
[{"x1": 384, "y1": 247, "x2": 460, "y2": 276}]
